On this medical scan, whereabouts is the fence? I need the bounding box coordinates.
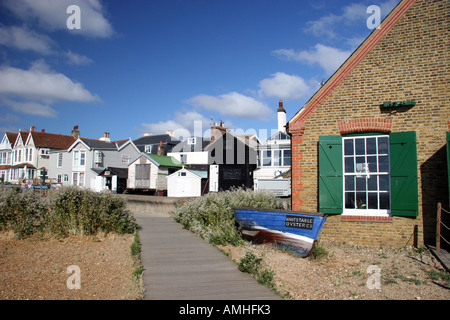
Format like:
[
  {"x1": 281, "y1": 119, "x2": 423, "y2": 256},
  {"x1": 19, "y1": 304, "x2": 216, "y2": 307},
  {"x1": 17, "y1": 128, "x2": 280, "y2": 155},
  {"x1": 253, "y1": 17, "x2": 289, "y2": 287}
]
[{"x1": 436, "y1": 202, "x2": 450, "y2": 251}]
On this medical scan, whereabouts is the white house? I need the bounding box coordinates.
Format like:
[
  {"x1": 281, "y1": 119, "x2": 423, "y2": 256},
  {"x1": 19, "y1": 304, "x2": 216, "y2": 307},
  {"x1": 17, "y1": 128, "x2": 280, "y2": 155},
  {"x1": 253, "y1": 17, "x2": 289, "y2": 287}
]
[
  {"x1": 167, "y1": 136, "x2": 211, "y2": 166},
  {"x1": 253, "y1": 101, "x2": 291, "y2": 196},
  {"x1": 48, "y1": 129, "x2": 139, "y2": 193},
  {"x1": 167, "y1": 167, "x2": 208, "y2": 197},
  {"x1": 4, "y1": 126, "x2": 76, "y2": 184},
  {"x1": 0, "y1": 132, "x2": 17, "y2": 182},
  {"x1": 127, "y1": 152, "x2": 183, "y2": 195}
]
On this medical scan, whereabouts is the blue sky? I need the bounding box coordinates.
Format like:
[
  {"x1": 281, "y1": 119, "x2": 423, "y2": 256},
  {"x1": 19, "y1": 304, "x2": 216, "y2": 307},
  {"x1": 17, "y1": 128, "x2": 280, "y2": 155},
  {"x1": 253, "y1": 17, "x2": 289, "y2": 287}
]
[{"x1": 0, "y1": 0, "x2": 400, "y2": 142}]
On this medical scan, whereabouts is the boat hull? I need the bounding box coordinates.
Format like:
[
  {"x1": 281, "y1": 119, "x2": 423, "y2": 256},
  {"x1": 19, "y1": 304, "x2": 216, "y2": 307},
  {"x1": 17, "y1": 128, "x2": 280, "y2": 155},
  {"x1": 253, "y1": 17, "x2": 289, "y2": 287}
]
[{"x1": 234, "y1": 208, "x2": 326, "y2": 257}]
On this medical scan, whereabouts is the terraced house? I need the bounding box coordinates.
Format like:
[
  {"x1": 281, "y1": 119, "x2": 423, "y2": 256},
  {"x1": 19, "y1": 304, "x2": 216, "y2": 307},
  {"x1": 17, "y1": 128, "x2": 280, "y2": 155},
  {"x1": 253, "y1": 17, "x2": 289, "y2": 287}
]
[
  {"x1": 287, "y1": 0, "x2": 449, "y2": 249},
  {"x1": 0, "y1": 126, "x2": 75, "y2": 184}
]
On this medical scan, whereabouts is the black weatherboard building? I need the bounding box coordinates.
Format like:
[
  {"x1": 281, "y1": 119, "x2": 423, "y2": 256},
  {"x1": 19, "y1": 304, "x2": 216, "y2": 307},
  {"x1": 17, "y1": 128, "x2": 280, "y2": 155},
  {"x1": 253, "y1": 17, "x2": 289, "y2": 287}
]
[{"x1": 206, "y1": 131, "x2": 258, "y2": 192}]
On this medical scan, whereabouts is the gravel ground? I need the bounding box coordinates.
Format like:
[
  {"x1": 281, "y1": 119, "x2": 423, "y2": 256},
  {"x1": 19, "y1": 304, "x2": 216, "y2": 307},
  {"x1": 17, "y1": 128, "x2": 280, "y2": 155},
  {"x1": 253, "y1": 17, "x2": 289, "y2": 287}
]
[
  {"x1": 219, "y1": 240, "x2": 450, "y2": 300},
  {"x1": 1, "y1": 229, "x2": 448, "y2": 301},
  {"x1": 0, "y1": 231, "x2": 143, "y2": 300}
]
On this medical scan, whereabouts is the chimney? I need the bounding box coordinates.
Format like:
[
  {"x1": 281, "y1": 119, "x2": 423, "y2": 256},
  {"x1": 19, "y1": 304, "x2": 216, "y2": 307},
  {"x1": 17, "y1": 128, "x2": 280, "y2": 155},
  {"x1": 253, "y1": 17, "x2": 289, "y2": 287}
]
[
  {"x1": 72, "y1": 125, "x2": 80, "y2": 139},
  {"x1": 99, "y1": 132, "x2": 111, "y2": 142},
  {"x1": 157, "y1": 141, "x2": 165, "y2": 155},
  {"x1": 210, "y1": 121, "x2": 228, "y2": 141},
  {"x1": 143, "y1": 132, "x2": 152, "y2": 137},
  {"x1": 166, "y1": 130, "x2": 173, "y2": 137},
  {"x1": 277, "y1": 100, "x2": 287, "y2": 133},
  {"x1": 41, "y1": 129, "x2": 45, "y2": 133},
  {"x1": 30, "y1": 126, "x2": 35, "y2": 132}
]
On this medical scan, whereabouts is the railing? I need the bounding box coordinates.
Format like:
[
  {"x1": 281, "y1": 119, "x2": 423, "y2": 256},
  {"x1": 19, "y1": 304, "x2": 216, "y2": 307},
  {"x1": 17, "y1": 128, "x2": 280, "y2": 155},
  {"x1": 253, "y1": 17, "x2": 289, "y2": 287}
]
[{"x1": 436, "y1": 202, "x2": 450, "y2": 251}]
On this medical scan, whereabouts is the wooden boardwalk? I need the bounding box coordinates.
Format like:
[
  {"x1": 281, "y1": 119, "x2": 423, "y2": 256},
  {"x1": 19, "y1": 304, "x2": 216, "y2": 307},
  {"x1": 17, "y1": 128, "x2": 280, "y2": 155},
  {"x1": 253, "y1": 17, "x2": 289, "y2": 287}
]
[
  {"x1": 134, "y1": 213, "x2": 281, "y2": 300},
  {"x1": 430, "y1": 246, "x2": 450, "y2": 272}
]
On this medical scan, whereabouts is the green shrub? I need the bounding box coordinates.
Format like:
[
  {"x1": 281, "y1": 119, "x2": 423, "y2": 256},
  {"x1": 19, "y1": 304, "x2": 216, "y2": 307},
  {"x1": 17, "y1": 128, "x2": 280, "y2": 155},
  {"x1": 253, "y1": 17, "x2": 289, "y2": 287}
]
[
  {"x1": 238, "y1": 250, "x2": 275, "y2": 289},
  {"x1": 170, "y1": 188, "x2": 286, "y2": 246},
  {"x1": 46, "y1": 186, "x2": 137, "y2": 236},
  {"x1": 0, "y1": 186, "x2": 47, "y2": 239},
  {"x1": 0, "y1": 185, "x2": 137, "y2": 238}
]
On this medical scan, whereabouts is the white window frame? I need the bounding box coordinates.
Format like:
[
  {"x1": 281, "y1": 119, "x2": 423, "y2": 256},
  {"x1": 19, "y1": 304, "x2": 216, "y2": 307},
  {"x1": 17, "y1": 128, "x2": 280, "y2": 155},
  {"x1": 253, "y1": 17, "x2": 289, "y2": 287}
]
[
  {"x1": 72, "y1": 172, "x2": 85, "y2": 187},
  {"x1": 121, "y1": 154, "x2": 130, "y2": 164},
  {"x1": 258, "y1": 148, "x2": 291, "y2": 168},
  {"x1": 342, "y1": 135, "x2": 391, "y2": 217},
  {"x1": 73, "y1": 150, "x2": 86, "y2": 167},
  {"x1": 187, "y1": 138, "x2": 196, "y2": 145},
  {"x1": 57, "y1": 153, "x2": 63, "y2": 168}
]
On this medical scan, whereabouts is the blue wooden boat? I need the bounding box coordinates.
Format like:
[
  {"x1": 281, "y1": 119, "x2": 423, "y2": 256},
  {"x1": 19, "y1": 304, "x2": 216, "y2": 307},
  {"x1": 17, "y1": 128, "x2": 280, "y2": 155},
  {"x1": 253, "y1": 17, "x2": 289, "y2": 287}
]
[{"x1": 234, "y1": 207, "x2": 326, "y2": 257}]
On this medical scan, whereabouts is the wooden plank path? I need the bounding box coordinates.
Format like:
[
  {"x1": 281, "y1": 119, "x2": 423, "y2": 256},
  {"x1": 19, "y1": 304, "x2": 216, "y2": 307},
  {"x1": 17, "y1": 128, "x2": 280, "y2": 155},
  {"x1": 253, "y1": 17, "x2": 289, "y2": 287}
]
[{"x1": 134, "y1": 213, "x2": 282, "y2": 300}]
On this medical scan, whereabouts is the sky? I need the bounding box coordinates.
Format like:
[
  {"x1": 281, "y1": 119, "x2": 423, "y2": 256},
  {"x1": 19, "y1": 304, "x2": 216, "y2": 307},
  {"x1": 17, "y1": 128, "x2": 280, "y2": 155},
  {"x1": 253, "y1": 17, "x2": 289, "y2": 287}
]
[{"x1": 0, "y1": 0, "x2": 401, "y2": 143}]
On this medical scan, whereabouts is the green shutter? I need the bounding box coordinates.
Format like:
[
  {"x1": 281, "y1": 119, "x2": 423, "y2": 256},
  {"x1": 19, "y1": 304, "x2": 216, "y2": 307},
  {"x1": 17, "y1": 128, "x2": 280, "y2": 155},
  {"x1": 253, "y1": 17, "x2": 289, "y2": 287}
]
[
  {"x1": 390, "y1": 131, "x2": 418, "y2": 217},
  {"x1": 318, "y1": 136, "x2": 343, "y2": 214},
  {"x1": 447, "y1": 131, "x2": 450, "y2": 203}
]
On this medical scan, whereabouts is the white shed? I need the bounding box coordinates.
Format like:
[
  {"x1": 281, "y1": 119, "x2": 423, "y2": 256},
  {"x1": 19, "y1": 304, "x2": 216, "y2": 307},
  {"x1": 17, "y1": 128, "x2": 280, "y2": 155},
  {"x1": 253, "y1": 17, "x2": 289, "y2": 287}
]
[{"x1": 167, "y1": 168, "x2": 208, "y2": 197}]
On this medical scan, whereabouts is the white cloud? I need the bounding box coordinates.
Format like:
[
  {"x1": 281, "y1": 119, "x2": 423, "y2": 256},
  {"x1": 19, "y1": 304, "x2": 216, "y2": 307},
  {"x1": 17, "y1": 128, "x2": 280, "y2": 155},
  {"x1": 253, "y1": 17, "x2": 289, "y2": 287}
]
[
  {"x1": 273, "y1": 44, "x2": 352, "y2": 76},
  {"x1": 2, "y1": 99, "x2": 57, "y2": 118},
  {"x1": 304, "y1": 0, "x2": 400, "y2": 39},
  {"x1": 186, "y1": 92, "x2": 271, "y2": 120},
  {"x1": 141, "y1": 111, "x2": 211, "y2": 141},
  {"x1": 64, "y1": 50, "x2": 93, "y2": 66},
  {"x1": 2, "y1": 0, "x2": 114, "y2": 38},
  {"x1": 0, "y1": 25, "x2": 54, "y2": 54},
  {"x1": 258, "y1": 72, "x2": 312, "y2": 100},
  {"x1": 0, "y1": 60, "x2": 99, "y2": 117},
  {"x1": 0, "y1": 60, "x2": 99, "y2": 102}
]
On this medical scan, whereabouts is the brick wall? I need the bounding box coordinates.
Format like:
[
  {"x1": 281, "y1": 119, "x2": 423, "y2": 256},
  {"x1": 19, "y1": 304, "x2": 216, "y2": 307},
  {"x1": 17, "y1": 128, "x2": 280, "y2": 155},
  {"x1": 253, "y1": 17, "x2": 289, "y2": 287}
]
[{"x1": 289, "y1": 0, "x2": 450, "y2": 248}]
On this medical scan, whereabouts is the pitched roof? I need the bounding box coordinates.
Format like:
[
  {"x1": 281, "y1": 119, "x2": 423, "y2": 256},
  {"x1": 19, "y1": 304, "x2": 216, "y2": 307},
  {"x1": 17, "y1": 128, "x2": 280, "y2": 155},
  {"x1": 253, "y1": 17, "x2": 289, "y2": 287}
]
[
  {"x1": 288, "y1": 0, "x2": 416, "y2": 127},
  {"x1": 133, "y1": 134, "x2": 180, "y2": 146},
  {"x1": 6, "y1": 133, "x2": 18, "y2": 145},
  {"x1": 30, "y1": 131, "x2": 76, "y2": 149},
  {"x1": 146, "y1": 153, "x2": 183, "y2": 167},
  {"x1": 80, "y1": 138, "x2": 117, "y2": 150}
]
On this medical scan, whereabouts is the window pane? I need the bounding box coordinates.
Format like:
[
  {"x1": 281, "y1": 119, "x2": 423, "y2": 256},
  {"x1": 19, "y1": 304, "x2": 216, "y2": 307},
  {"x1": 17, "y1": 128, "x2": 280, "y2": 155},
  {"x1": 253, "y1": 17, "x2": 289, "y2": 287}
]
[
  {"x1": 379, "y1": 193, "x2": 390, "y2": 209},
  {"x1": 367, "y1": 156, "x2": 377, "y2": 173},
  {"x1": 283, "y1": 150, "x2": 291, "y2": 166},
  {"x1": 366, "y1": 138, "x2": 377, "y2": 154},
  {"x1": 368, "y1": 175, "x2": 378, "y2": 191},
  {"x1": 344, "y1": 139, "x2": 354, "y2": 155},
  {"x1": 345, "y1": 192, "x2": 355, "y2": 209},
  {"x1": 345, "y1": 176, "x2": 354, "y2": 191},
  {"x1": 345, "y1": 157, "x2": 354, "y2": 173},
  {"x1": 378, "y1": 155, "x2": 389, "y2": 172},
  {"x1": 263, "y1": 150, "x2": 271, "y2": 166},
  {"x1": 273, "y1": 150, "x2": 281, "y2": 166},
  {"x1": 356, "y1": 177, "x2": 366, "y2": 191},
  {"x1": 355, "y1": 138, "x2": 365, "y2": 155},
  {"x1": 356, "y1": 192, "x2": 367, "y2": 209},
  {"x1": 356, "y1": 157, "x2": 365, "y2": 173},
  {"x1": 378, "y1": 137, "x2": 389, "y2": 154},
  {"x1": 368, "y1": 192, "x2": 378, "y2": 209},
  {"x1": 379, "y1": 175, "x2": 389, "y2": 191}
]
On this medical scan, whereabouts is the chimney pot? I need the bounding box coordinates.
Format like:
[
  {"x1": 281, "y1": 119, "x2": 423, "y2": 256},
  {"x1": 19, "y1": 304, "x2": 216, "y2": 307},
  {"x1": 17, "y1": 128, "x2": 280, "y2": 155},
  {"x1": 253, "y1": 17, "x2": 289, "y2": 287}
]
[
  {"x1": 30, "y1": 126, "x2": 35, "y2": 132},
  {"x1": 41, "y1": 129, "x2": 45, "y2": 133},
  {"x1": 72, "y1": 125, "x2": 80, "y2": 139}
]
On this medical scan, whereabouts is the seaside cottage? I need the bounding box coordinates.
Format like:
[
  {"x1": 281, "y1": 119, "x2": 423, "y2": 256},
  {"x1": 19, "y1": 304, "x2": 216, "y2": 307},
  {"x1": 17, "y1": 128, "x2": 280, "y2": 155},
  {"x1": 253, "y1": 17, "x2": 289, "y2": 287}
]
[
  {"x1": 127, "y1": 152, "x2": 183, "y2": 195},
  {"x1": 167, "y1": 167, "x2": 208, "y2": 197},
  {"x1": 287, "y1": 0, "x2": 449, "y2": 248}
]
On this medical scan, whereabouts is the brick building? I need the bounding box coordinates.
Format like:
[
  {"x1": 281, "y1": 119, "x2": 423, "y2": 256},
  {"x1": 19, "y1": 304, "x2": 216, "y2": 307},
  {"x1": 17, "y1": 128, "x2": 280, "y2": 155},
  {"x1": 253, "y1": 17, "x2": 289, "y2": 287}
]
[{"x1": 287, "y1": 0, "x2": 449, "y2": 248}]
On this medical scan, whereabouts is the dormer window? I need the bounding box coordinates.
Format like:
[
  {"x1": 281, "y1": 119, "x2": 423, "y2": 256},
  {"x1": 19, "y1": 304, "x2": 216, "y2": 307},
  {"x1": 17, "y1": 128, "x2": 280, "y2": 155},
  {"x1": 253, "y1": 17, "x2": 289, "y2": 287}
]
[{"x1": 40, "y1": 148, "x2": 49, "y2": 159}]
